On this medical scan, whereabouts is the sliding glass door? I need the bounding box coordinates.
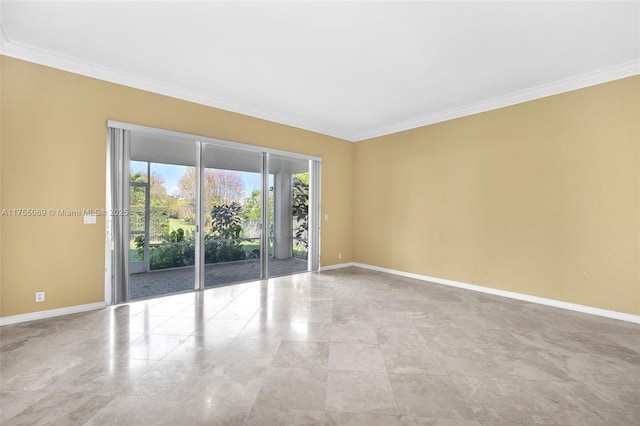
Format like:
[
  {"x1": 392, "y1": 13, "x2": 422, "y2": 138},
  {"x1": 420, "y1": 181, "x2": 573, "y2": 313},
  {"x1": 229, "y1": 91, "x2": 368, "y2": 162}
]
[
  {"x1": 128, "y1": 133, "x2": 197, "y2": 300},
  {"x1": 268, "y1": 154, "x2": 311, "y2": 277},
  {"x1": 107, "y1": 122, "x2": 321, "y2": 304},
  {"x1": 202, "y1": 144, "x2": 263, "y2": 288}
]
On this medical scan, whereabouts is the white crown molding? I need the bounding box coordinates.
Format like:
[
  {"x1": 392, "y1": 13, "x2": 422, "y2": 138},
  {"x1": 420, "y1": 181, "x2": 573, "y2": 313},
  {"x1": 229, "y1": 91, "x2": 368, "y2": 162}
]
[
  {"x1": 0, "y1": 22, "x2": 9, "y2": 48},
  {"x1": 0, "y1": 35, "x2": 354, "y2": 141},
  {"x1": 1, "y1": 28, "x2": 638, "y2": 143},
  {"x1": 0, "y1": 302, "x2": 107, "y2": 326},
  {"x1": 351, "y1": 263, "x2": 640, "y2": 324},
  {"x1": 352, "y1": 60, "x2": 640, "y2": 142}
]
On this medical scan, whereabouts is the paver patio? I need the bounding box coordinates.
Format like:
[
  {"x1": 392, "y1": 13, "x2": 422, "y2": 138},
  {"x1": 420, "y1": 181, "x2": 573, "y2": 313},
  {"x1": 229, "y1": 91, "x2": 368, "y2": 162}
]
[{"x1": 130, "y1": 258, "x2": 307, "y2": 300}]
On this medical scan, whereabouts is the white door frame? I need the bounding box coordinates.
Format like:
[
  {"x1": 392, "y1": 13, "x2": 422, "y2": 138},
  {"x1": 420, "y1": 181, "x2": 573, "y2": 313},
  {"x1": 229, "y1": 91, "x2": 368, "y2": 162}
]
[{"x1": 106, "y1": 121, "x2": 321, "y2": 304}]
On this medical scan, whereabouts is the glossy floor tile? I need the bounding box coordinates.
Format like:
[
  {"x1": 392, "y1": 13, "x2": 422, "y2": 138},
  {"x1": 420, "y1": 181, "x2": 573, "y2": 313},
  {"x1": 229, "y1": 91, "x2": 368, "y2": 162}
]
[{"x1": 1, "y1": 268, "x2": 638, "y2": 425}]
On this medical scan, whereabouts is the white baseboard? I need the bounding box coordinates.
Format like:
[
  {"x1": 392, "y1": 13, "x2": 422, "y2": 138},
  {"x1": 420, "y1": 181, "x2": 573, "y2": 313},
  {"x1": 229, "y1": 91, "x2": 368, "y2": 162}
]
[
  {"x1": 0, "y1": 302, "x2": 108, "y2": 326},
  {"x1": 351, "y1": 263, "x2": 640, "y2": 324},
  {"x1": 2, "y1": 265, "x2": 637, "y2": 325},
  {"x1": 319, "y1": 262, "x2": 355, "y2": 272}
]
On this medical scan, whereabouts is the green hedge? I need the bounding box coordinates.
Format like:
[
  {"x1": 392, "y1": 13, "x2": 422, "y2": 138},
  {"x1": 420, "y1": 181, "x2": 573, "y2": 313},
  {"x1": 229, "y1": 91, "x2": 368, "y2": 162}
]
[{"x1": 149, "y1": 240, "x2": 247, "y2": 270}]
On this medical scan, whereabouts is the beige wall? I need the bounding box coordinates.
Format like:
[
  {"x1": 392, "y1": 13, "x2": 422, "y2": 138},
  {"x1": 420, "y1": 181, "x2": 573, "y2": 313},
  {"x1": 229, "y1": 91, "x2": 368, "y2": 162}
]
[
  {"x1": 354, "y1": 76, "x2": 640, "y2": 315},
  {"x1": 2, "y1": 55, "x2": 638, "y2": 319},
  {"x1": 0, "y1": 56, "x2": 354, "y2": 317}
]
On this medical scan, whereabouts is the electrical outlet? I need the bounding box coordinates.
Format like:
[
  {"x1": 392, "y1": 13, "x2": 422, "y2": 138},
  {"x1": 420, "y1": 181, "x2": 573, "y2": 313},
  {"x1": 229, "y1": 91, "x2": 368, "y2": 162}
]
[
  {"x1": 35, "y1": 291, "x2": 45, "y2": 303},
  {"x1": 338, "y1": 253, "x2": 342, "y2": 260}
]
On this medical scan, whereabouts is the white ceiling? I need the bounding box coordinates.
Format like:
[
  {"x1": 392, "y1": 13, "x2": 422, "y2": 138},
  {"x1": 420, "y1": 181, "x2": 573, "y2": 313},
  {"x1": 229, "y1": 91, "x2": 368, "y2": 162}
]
[{"x1": 1, "y1": 1, "x2": 639, "y2": 142}]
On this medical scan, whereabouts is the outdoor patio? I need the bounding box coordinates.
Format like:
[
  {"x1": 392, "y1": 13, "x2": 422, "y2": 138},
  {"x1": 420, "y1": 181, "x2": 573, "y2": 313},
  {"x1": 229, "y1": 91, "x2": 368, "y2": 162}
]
[{"x1": 129, "y1": 258, "x2": 308, "y2": 300}]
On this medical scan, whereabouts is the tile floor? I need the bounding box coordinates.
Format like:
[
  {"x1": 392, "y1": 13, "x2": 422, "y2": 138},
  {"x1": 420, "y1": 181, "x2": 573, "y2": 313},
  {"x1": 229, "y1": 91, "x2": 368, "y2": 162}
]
[{"x1": 1, "y1": 267, "x2": 638, "y2": 425}]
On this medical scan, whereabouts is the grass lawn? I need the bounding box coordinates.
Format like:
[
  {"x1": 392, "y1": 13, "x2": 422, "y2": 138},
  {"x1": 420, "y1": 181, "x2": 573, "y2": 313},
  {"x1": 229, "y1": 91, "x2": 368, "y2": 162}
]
[
  {"x1": 240, "y1": 241, "x2": 306, "y2": 259},
  {"x1": 241, "y1": 242, "x2": 260, "y2": 257},
  {"x1": 169, "y1": 218, "x2": 195, "y2": 234},
  {"x1": 241, "y1": 242, "x2": 259, "y2": 251}
]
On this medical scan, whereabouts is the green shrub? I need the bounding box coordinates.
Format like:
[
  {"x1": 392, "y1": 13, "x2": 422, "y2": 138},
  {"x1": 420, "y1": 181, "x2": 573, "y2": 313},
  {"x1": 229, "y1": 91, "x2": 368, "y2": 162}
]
[
  {"x1": 149, "y1": 242, "x2": 195, "y2": 270},
  {"x1": 203, "y1": 238, "x2": 246, "y2": 264}
]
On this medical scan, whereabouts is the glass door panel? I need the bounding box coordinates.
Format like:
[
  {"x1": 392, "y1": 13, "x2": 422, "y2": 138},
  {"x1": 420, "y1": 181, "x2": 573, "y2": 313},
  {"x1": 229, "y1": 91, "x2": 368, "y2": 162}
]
[
  {"x1": 128, "y1": 134, "x2": 196, "y2": 300},
  {"x1": 110, "y1": 123, "x2": 321, "y2": 306},
  {"x1": 268, "y1": 154, "x2": 310, "y2": 277},
  {"x1": 129, "y1": 180, "x2": 148, "y2": 274},
  {"x1": 203, "y1": 144, "x2": 263, "y2": 287}
]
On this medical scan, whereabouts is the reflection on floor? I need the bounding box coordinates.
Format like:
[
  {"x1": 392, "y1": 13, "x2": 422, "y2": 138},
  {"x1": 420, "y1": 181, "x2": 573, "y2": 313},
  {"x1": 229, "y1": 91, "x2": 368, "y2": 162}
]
[
  {"x1": 1, "y1": 268, "x2": 638, "y2": 425},
  {"x1": 130, "y1": 258, "x2": 308, "y2": 300}
]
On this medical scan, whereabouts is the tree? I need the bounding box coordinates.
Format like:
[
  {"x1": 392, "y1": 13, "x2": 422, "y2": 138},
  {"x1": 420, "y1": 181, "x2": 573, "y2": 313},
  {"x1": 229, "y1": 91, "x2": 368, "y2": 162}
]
[
  {"x1": 242, "y1": 189, "x2": 262, "y2": 220},
  {"x1": 210, "y1": 203, "x2": 243, "y2": 240},
  {"x1": 206, "y1": 202, "x2": 246, "y2": 263},
  {"x1": 129, "y1": 172, "x2": 147, "y2": 233},
  {"x1": 149, "y1": 172, "x2": 168, "y2": 205},
  {"x1": 130, "y1": 167, "x2": 183, "y2": 242},
  {"x1": 292, "y1": 172, "x2": 309, "y2": 249},
  {"x1": 206, "y1": 169, "x2": 245, "y2": 207},
  {"x1": 177, "y1": 168, "x2": 245, "y2": 224},
  {"x1": 130, "y1": 170, "x2": 171, "y2": 202},
  {"x1": 241, "y1": 189, "x2": 274, "y2": 221}
]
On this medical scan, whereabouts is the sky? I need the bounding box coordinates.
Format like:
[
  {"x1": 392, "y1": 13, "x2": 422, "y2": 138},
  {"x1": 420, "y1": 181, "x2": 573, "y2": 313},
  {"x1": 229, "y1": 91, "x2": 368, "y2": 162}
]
[{"x1": 132, "y1": 161, "x2": 262, "y2": 197}]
